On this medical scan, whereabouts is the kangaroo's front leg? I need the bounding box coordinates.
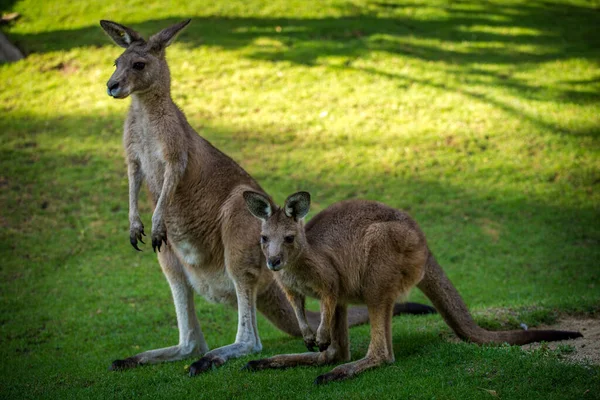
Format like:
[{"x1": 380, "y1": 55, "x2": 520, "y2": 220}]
[
  {"x1": 283, "y1": 287, "x2": 316, "y2": 351},
  {"x1": 316, "y1": 295, "x2": 337, "y2": 352},
  {"x1": 128, "y1": 159, "x2": 145, "y2": 251},
  {"x1": 151, "y1": 160, "x2": 184, "y2": 252},
  {"x1": 189, "y1": 279, "x2": 262, "y2": 376},
  {"x1": 243, "y1": 304, "x2": 350, "y2": 372}
]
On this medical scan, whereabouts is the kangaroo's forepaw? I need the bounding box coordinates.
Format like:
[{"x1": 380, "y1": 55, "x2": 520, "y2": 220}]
[
  {"x1": 151, "y1": 230, "x2": 167, "y2": 253},
  {"x1": 129, "y1": 220, "x2": 145, "y2": 251},
  {"x1": 189, "y1": 355, "x2": 224, "y2": 376},
  {"x1": 316, "y1": 329, "x2": 330, "y2": 352},
  {"x1": 109, "y1": 357, "x2": 139, "y2": 371},
  {"x1": 304, "y1": 336, "x2": 317, "y2": 352},
  {"x1": 317, "y1": 341, "x2": 331, "y2": 352},
  {"x1": 241, "y1": 359, "x2": 270, "y2": 372}
]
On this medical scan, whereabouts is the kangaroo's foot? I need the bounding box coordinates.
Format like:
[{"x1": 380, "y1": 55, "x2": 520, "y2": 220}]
[{"x1": 109, "y1": 341, "x2": 206, "y2": 371}]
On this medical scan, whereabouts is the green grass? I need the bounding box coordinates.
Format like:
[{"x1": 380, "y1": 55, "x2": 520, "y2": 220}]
[{"x1": 1, "y1": 0, "x2": 599, "y2": 398}]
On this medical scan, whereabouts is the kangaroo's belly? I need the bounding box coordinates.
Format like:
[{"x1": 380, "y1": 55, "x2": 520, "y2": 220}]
[
  {"x1": 171, "y1": 239, "x2": 237, "y2": 306},
  {"x1": 186, "y1": 264, "x2": 237, "y2": 305}
]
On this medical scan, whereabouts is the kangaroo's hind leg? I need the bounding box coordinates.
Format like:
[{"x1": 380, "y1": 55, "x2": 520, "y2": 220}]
[
  {"x1": 314, "y1": 300, "x2": 395, "y2": 384},
  {"x1": 110, "y1": 247, "x2": 208, "y2": 370},
  {"x1": 188, "y1": 235, "x2": 266, "y2": 376}
]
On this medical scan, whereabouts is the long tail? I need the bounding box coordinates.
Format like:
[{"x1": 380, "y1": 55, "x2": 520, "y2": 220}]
[
  {"x1": 417, "y1": 252, "x2": 582, "y2": 345},
  {"x1": 315, "y1": 302, "x2": 436, "y2": 330}
]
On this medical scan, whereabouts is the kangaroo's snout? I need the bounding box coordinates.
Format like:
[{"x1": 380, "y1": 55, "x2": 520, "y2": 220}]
[
  {"x1": 267, "y1": 256, "x2": 282, "y2": 271},
  {"x1": 107, "y1": 80, "x2": 122, "y2": 97}
]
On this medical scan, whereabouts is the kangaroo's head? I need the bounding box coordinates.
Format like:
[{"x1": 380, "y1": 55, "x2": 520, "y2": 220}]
[
  {"x1": 243, "y1": 191, "x2": 311, "y2": 272},
  {"x1": 99, "y1": 19, "x2": 190, "y2": 99}
]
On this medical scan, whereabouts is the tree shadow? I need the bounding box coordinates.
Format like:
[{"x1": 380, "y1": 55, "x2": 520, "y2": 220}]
[
  {"x1": 1, "y1": 110, "x2": 598, "y2": 391},
  {"x1": 0, "y1": 0, "x2": 18, "y2": 13},
  {"x1": 15, "y1": 3, "x2": 600, "y2": 54},
  {"x1": 7, "y1": 1, "x2": 599, "y2": 141},
  {"x1": 2, "y1": 110, "x2": 598, "y2": 309},
  {"x1": 9, "y1": 1, "x2": 600, "y2": 66},
  {"x1": 335, "y1": 64, "x2": 600, "y2": 139}
]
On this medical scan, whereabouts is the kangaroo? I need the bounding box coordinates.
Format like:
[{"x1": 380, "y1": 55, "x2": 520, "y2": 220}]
[
  {"x1": 99, "y1": 20, "x2": 435, "y2": 376},
  {"x1": 242, "y1": 191, "x2": 583, "y2": 384}
]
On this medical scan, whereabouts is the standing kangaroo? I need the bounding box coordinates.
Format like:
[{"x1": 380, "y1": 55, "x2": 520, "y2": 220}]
[
  {"x1": 99, "y1": 20, "x2": 434, "y2": 375},
  {"x1": 242, "y1": 191, "x2": 583, "y2": 384}
]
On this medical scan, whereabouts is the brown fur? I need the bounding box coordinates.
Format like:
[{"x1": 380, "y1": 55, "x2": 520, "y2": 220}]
[
  {"x1": 99, "y1": 20, "x2": 434, "y2": 375},
  {"x1": 243, "y1": 192, "x2": 583, "y2": 384}
]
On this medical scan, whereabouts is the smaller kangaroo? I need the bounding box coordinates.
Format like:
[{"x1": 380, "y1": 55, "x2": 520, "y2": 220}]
[{"x1": 242, "y1": 191, "x2": 583, "y2": 384}]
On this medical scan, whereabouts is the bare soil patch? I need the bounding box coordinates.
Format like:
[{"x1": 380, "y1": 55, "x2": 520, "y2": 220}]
[{"x1": 521, "y1": 317, "x2": 600, "y2": 365}]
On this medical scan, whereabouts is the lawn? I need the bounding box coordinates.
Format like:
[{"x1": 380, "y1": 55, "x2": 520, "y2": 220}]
[{"x1": 1, "y1": 0, "x2": 599, "y2": 398}]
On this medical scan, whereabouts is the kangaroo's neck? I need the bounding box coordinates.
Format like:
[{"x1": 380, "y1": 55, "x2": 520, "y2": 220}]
[
  {"x1": 131, "y1": 88, "x2": 176, "y2": 116},
  {"x1": 131, "y1": 61, "x2": 176, "y2": 115}
]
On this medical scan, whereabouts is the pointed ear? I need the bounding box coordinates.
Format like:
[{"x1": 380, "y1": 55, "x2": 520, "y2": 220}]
[
  {"x1": 243, "y1": 191, "x2": 273, "y2": 221},
  {"x1": 99, "y1": 20, "x2": 144, "y2": 48},
  {"x1": 148, "y1": 19, "x2": 191, "y2": 52},
  {"x1": 284, "y1": 192, "x2": 311, "y2": 220}
]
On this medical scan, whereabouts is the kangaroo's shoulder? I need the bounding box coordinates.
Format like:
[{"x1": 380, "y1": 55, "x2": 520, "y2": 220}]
[{"x1": 306, "y1": 199, "x2": 400, "y2": 227}]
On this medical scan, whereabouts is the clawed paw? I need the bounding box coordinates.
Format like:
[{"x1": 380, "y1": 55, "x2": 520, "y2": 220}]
[
  {"x1": 317, "y1": 340, "x2": 331, "y2": 352},
  {"x1": 152, "y1": 231, "x2": 167, "y2": 253},
  {"x1": 316, "y1": 328, "x2": 330, "y2": 352},
  {"x1": 129, "y1": 220, "x2": 146, "y2": 251},
  {"x1": 304, "y1": 336, "x2": 317, "y2": 352}
]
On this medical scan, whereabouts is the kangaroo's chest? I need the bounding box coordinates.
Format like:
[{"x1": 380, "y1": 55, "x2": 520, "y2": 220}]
[
  {"x1": 126, "y1": 115, "x2": 168, "y2": 197},
  {"x1": 279, "y1": 271, "x2": 321, "y2": 300}
]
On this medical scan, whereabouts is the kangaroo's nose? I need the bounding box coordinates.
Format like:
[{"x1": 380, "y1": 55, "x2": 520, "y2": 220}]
[
  {"x1": 267, "y1": 257, "x2": 282, "y2": 270},
  {"x1": 107, "y1": 81, "x2": 118, "y2": 95}
]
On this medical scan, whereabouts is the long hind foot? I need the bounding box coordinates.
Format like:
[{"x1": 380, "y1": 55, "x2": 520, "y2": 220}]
[
  {"x1": 313, "y1": 355, "x2": 391, "y2": 384},
  {"x1": 243, "y1": 347, "x2": 342, "y2": 372}
]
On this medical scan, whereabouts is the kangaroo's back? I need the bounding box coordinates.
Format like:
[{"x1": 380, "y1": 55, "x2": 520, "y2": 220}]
[{"x1": 305, "y1": 200, "x2": 427, "y2": 279}]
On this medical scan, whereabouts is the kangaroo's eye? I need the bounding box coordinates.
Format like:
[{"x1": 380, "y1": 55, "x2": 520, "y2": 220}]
[
  {"x1": 284, "y1": 235, "x2": 295, "y2": 244},
  {"x1": 260, "y1": 235, "x2": 268, "y2": 244},
  {"x1": 133, "y1": 62, "x2": 145, "y2": 70}
]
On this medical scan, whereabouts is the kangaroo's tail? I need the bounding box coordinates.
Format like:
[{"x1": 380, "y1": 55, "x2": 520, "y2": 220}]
[
  {"x1": 306, "y1": 302, "x2": 436, "y2": 331},
  {"x1": 417, "y1": 252, "x2": 582, "y2": 345}
]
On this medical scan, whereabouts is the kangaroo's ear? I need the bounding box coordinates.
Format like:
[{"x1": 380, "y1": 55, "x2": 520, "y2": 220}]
[
  {"x1": 243, "y1": 191, "x2": 273, "y2": 221},
  {"x1": 148, "y1": 19, "x2": 191, "y2": 52},
  {"x1": 100, "y1": 20, "x2": 144, "y2": 48},
  {"x1": 284, "y1": 192, "x2": 311, "y2": 221}
]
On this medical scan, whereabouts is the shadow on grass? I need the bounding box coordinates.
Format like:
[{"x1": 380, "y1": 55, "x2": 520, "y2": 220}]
[
  {"x1": 2, "y1": 110, "x2": 599, "y2": 308},
  {"x1": 1, "y1": 110, "x2": 599, "y2": 398},
  {"x1": 10, "y1": 1, "x2": 600, "y2": 65},
  {"x1": 7, "y1": 1, "x2": 599, "y2": 145}
]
